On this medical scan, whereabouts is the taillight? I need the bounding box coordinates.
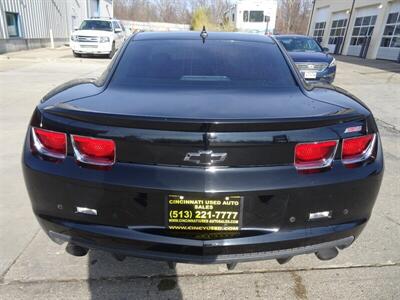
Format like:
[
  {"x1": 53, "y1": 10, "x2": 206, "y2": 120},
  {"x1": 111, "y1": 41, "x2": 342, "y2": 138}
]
[
  {"x1": 342, "y1": 134, "x2": 376, "y2": 164},
  {"x1": 295, "y1": 140, "x2": 338, "y2": 170},
  {"x1": 71, "y1": 135, "x2": 115, "y2": 166},
  {"x1": 31, "y1": 127, "x2": 67, "y2": 159}
]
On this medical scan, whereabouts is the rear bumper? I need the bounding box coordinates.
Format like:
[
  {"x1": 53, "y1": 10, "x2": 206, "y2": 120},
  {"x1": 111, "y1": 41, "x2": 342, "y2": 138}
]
[{"x1": 42, "y1": 216, "x2": 357, "y2": 264}]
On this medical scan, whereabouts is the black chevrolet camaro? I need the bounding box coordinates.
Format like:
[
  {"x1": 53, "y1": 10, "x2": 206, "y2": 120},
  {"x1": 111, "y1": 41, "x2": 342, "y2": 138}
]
[{"x1": 22, "y1": 32, "x2": 383, "y2": 269}]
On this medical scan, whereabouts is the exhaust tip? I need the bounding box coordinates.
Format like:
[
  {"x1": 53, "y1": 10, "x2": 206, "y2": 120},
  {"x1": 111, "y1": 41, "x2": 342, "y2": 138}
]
[
  {"x1": 112, "y1": 253, "x2": 126, "y2": 262},
  {"x1": 65, "y1": 243, "x2": 89, "y2": 257},
  {"x1": 276, "y1": 256, "x2": 293, "y2": 265},
  {"x1": 315, "y1": 247, "x2": 339, "y2": 261}
]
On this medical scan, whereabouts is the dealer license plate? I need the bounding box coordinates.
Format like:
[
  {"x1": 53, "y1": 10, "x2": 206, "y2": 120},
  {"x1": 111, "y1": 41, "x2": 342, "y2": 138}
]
[{"x1": 167, "y1": 195, "x2": 242, "y2": 231}]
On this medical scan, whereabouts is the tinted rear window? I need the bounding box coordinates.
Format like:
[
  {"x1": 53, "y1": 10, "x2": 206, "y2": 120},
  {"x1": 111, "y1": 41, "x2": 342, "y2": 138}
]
[{"x1": 111, "y1": 39, "x2": 296, "y2": 88}]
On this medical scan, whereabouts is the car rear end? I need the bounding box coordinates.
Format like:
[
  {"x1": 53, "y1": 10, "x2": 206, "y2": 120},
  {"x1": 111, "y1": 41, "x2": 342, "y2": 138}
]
[{"x1": 23, "y1": 33, "x2": 383, "y2": 265}]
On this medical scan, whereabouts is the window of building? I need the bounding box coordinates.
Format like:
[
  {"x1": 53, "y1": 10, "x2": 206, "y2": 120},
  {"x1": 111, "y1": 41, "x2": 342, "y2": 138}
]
[
  {"x1": 380, "y1": 12, "x2": 400, "y2": 48},
  {"x1": 328, "y1": 18, "x2": 347, "y2": 45},
  {"x1": 6, "y1": 12, "x2": 19, "y2": 37},
  {"x1": 243, "y1": 11, "x2": 249, "y2": 22},
  {"x1": 249, "y1": 11, "x2": 264, "y2": 22},
  {"x1": 313, "y1": 22, "x2": 326, "y2": 43},
  {"x1": 232, "y1": 13, "x2": 235, "y2": 22},
  {"x1": 350, "y1": 15, "x2": 377, "y2": 46}
]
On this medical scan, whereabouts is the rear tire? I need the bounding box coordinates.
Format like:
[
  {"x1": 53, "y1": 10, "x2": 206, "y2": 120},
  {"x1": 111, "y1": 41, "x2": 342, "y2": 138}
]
[
  {"x1": 108, "y1": 42, "x2": 116, "y2": 59},
  {"x1": 73, "y1": 51, "x2": 81, "y2": 58}
]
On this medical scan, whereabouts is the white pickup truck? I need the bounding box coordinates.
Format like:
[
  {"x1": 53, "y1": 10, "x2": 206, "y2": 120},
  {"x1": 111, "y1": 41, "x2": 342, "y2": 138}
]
[{"x1": 70, "y1": 18, "x2": 127, "y2": 58}]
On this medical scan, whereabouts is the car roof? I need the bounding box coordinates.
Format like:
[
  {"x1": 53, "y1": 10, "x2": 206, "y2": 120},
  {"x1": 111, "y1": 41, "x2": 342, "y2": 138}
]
[
  {"x1": 84, "y1": 18, "x2": 119, "y2": 22},
  {"x1": 133, "y1": 31, "x2": 275, "y2": 43},
  {"x1": 274, "y1": 34, "x2": 313, "y2": 39}
]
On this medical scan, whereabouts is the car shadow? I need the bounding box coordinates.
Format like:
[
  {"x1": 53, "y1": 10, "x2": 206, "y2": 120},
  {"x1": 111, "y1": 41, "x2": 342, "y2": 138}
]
[
  {"x1": 334, "y1": 55, "x2": 400, "y2": 73},
  {"x1": 87, "y1": 250, "x2": 183, "y2": 299}
]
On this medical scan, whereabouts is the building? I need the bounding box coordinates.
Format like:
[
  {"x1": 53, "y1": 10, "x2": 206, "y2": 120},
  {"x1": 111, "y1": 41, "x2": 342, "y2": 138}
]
[
  {"x1": 308, "y1": 0, "x2": 400, "y2": 61},
  {"x1": 226, "y1": 0, "x2": 278, "y2": 34},
  {"x1": 0, "y1": 0, "x2": 113, "y2": 54}
]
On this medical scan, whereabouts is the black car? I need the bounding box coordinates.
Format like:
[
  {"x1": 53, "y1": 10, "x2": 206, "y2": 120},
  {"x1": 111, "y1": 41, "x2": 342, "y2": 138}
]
[
  {"x1": 22, "y1": 32, "x2": 383, "y2": 269},
  {"x1": 275, "y1": 35, "x2": 337, "y2": 84}
]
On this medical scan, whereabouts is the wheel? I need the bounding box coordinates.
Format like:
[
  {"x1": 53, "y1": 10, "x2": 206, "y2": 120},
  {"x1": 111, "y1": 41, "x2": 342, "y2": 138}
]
[
  {"x1": 108, "y1": 42, "x2": 116, "y2": 59},
  {"x1": 73, "y1": 51, "x2": 81, "y2": 58}
]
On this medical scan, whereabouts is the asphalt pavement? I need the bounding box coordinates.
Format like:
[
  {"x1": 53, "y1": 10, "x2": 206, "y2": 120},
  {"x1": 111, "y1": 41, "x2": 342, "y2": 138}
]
[{"x1": 0, "y1": 47, "x2": 399, "y2": 299}]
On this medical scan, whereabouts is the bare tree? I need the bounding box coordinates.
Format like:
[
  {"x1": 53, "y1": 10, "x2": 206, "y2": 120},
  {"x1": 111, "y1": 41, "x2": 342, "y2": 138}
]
[
  {"x1": 113, "y1": 0, "x2": 231, "y2": 25},
  {"x1": 276, "y1": 0, "x2": 313, "y2": 35}
]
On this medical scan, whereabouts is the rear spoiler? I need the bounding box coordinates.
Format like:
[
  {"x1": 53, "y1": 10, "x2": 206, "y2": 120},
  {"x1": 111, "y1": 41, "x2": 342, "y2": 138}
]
[{"x1": 42, "y1": 103, "x2": 365, "y2": 132}]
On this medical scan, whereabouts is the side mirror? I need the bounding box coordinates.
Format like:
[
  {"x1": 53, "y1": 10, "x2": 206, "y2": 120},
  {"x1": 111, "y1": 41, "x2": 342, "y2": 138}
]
[
  {"x1": 323, "y1": 47, "x2": 330, "y2": 53},
  {"x1": 74, "y1": 27, "x2": 79, "y2": 31},
  {"x1": 115, "y1": 28, "x2": 122, "y2": 33}
]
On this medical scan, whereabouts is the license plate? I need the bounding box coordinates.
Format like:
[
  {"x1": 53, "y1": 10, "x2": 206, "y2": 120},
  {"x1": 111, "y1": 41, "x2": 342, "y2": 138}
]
[
  {"x1": 303, "y1": 71, "x2": 317, "y2": 79},
  {"x1": 80, "y1": 45, "x2": 98, "y2": 48},
  {"x1": 167, "y1": 195, "x2": 242, "y2": 231}
]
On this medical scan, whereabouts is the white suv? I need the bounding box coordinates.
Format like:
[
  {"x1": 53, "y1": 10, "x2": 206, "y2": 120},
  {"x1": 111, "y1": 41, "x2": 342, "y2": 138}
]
[{"x1": 70, "y1": 18, "x2": 126, "y2": 58}]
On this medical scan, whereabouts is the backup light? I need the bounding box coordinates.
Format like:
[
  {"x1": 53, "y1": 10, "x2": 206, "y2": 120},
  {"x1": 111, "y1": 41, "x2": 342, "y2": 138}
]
[
  {"x1": 71, "y1": 135, "x2": 115, "y2": 166},
  {"x1": 342, "y1": 134, "x2": 376, "y2": 164},
  {"x1": 294, "y1": 140, "x2": 338, "y2": 170},
  {"x1": 32, "y1": 127, "x2": 67, "y2": 159}
]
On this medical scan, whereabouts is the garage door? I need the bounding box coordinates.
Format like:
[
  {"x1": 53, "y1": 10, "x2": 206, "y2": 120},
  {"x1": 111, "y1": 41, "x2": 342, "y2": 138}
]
[
  {"x1": 312, "y1": 6, "x2": 329, "y2": 44},
  {"x1": 348, "y1": 6, "x2": 378, "y2": 58},
  {"x1": 327, "y1": 11, "x2": 348, "y2": 54},
  {"x1": 377, "y1": 2, "x2": 400, "y2": 61}
]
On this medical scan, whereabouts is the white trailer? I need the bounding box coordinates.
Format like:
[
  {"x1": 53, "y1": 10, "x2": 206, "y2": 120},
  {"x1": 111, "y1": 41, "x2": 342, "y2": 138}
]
[{"x1": 226, "y1": 0, "x2": 278, "y2": 34}]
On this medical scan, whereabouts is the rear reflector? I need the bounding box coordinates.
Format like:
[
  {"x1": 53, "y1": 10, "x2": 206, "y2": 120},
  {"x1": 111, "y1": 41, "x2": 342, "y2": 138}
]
[
  {"x1": 295, "y1": 140, "x2": 338, "y2": 170},
  {"x1": 342, "y1": 134, "x2": 376, "y2": 164},
  {"x1": 31, "y1": 127, "x2": 67, "y2": 159},
  {"x1": 71, "y1": 135, "x2": 115, "y2": 166}
]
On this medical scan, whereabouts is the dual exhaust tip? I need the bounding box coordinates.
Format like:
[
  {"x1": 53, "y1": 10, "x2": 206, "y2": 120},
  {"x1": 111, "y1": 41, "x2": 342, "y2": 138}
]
[
  {"x1": 65, "y1": 242, "x2": 339, "y2": 268},
  {"x1": 277, "y1": 247, "x2": 339, "y2": 265},
  {"x1": 65, "y1": 243, "x2": 127, "y2": 261}
]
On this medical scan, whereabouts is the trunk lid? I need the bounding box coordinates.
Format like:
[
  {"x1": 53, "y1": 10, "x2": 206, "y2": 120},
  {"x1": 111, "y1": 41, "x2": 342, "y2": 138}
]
[{"x1": 53, "y1": 86, "x2": 346, "y2": 121}]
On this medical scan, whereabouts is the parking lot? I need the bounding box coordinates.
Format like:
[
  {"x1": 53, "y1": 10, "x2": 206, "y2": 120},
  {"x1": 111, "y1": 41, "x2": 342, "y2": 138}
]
[{"x1": 0, "y1": 48, "x2": 399, "y2": 299}]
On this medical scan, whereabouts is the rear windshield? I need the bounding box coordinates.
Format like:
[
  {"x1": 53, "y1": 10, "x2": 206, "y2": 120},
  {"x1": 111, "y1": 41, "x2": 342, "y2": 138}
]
[{"x1": 111, "y1": 39, "x2": 296, "y2": 88}]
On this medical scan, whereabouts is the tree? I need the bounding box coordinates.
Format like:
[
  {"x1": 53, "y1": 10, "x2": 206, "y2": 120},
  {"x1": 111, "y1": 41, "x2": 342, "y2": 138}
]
[
  {"x1": 113, "y1": 0, "x2": 231, "y2": 26},
  {"x1": 276, "y1": 0, "x2": 313, "y2": 35}
]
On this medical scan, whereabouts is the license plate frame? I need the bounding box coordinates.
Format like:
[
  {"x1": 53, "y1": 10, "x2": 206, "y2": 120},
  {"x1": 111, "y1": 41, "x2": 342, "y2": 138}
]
[{"x1": 166, "y1": 195, "x2": 243, "y2": 231}]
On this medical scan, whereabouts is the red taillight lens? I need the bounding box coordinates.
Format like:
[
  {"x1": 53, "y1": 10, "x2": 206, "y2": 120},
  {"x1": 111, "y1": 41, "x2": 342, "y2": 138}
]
[
  {"x1": 295, "y1": 140, "x2": 338, "y2": 170},
  {"x1": 32, "y1": 127, "x2": 67, "y2": 159},
  {"x1": 342, "y1": 134, "x2": 375, "y2": 164},
  {"x1": 71, "y1": 135, "x2": 115, "y2": 166}
]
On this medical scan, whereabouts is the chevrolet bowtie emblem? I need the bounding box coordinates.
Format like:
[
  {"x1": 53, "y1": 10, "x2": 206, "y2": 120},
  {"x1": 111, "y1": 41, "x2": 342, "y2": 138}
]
[{"x1": 184, "y1": 150, "x2": 227, "y2": 165}]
